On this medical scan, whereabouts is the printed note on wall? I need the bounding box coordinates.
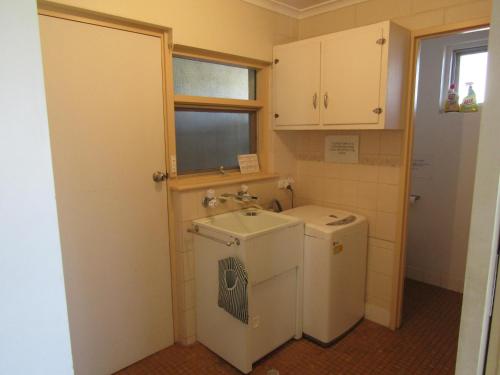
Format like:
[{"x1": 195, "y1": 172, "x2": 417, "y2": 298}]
[
  {"x1": 412, "y1": 154, "x2": 433, "y2": 179},
  {"x1": 325, "y1": 135, "x2": 359, "y2": 164}
]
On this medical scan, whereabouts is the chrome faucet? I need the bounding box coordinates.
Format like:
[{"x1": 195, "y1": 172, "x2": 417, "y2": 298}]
[{"x1": 219, "y1": 185, "x2": 258, "y2": 204}]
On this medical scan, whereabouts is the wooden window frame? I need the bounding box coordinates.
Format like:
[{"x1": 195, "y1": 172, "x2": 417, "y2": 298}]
[{"x1": 166, "y1": 45, "x2": 273, "y2": 188}]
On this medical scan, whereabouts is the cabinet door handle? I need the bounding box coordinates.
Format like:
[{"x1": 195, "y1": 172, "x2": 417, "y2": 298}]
[
  {"x1": 323, "y1": 92, "x2": 329, "y2": 109},
  {"x1": 313, "y1": 93, "x2": 318, "y2": 109}
]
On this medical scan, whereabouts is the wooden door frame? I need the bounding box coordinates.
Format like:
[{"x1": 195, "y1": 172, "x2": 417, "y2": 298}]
[
  {"x1": 391, "y1": 17, "x2": 491, "y2": 329},
  {"x1": 37, "y1": 1, "x2": 180, "y2": 340}
]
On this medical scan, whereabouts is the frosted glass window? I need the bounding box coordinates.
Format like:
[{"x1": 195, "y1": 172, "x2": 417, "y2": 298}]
[
  {"x1": 175, "y1": 110, "x2": 256, "y2": 174},
  {"x1": 173, "y1": 57, "x2": 256, "y2": 100},
  {"x1": 453, "y1": 48, "x2": 488, "y2": 103}
]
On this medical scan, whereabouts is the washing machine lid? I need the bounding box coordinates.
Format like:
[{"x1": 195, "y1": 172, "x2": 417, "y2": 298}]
[{"x1": 282, "y1": 205, "x2": 366, "y2": 239}]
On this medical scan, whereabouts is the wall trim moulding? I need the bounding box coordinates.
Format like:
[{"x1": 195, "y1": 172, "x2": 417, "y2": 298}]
[{"x1": 242, "y1": 0, "x2": 368, "y2": 19}]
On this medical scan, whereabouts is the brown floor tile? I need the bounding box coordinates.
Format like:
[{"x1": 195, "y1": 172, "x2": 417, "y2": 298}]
[{"x1": 114, "y1": 280, "x2": 462, "y2": 375}]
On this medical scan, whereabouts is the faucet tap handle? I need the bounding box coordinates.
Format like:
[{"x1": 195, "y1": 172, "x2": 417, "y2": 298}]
[
  {"x1": 202, "y1": 189, "x2": 218, "y2": 208},
  {"x1": 238, "y1": 184, "x2": 249, "y2": 195}
]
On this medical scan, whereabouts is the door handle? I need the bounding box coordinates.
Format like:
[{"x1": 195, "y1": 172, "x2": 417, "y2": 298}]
[
  {"x1": 323, "y1": 92, "x2": 329, "y2": 109},
  {"x1": 313, "y1": 93, "x2": 318, "y2": 109},
  {"x1": 152, "y1": 171, "x2": 168, "y2": 182},
  {"x1": 409, "y1": 194, "x2": 421, "y2": 203}
]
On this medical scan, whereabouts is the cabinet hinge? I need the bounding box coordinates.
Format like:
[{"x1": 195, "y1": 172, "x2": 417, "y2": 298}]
[
  {"x1": 274, "y1": 113, "x2": 280, "y2": 119},
  {"x1": 373, "y1": 107, "x2": 383, "y2": 114},
  {"x1": 274, "y1": 59, "x2": 280, "y2": 64},
  {"x1": 376, "y1": 38, "x2": 386, "y2": 45},
  {"x1": 168, "y1": 42, "x2": 173, "y2": 51}
]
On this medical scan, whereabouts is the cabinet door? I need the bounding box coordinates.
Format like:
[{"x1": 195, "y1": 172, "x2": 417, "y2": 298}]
[
  {"x1": 273, "y1": 40, "x2": 321, "y2": 127},
  {"x1": 321, "y1": 23, "x2": 385, "y2": 126}
]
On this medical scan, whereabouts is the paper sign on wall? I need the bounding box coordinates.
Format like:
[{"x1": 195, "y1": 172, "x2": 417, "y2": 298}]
[
  {"x1": 325, "y1": 135, "x2": 359, "y2": 164},
  {"x1": 238, "y1": 154, "x2": 260, "y2": 174},
  {"x1": 412, "y1": 154, "x2": 433, "y2": 179}
]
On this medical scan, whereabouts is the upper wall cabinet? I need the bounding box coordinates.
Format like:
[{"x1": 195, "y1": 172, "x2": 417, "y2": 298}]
[
  {"x1": 273, "y1": 21, "x2": 410, "y2": 130},
  {"x1": 273, "y1": 39, "x2": 321, "y2": 127}
]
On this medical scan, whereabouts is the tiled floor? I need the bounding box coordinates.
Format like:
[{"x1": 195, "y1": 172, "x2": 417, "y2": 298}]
[{"x1": 115, "y1": 280, "x2": 462, "y2": 375}]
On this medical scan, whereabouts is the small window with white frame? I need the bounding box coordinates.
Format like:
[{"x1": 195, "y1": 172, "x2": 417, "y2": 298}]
[
  {"x1": 171, "y1": 54, "x2": 264, "y2": 175},
  {"x1": 450, "y1": 45, "x2": 488, "y2": 104}
]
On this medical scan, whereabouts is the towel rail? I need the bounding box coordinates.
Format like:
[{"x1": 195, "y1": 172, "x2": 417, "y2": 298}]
[{"x1": 187, "y1": 225, "x2": 240, "y2": 247}]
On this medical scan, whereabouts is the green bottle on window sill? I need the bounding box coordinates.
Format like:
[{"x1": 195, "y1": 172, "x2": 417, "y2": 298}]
[{"x1": 460, "y1": 82, "x2": 479, "y2": 112}]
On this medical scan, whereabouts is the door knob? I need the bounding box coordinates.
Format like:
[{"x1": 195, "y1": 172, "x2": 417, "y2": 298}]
[{"x1": 152, "y1": 171, "x2": 168, "y2": 182}]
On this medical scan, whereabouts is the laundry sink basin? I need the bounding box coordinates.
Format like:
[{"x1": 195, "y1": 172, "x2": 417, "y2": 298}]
[
  {"x1": 193, "y1": 208, "x2": 300, "y2": 240},
  {"x1": 192, "y1": 208, "x2": 304, "y2": 373}
]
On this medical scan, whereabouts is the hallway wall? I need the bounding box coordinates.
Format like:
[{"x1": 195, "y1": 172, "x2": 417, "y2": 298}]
[
  {"x1": 0, "y1": 1, "x2": 73, "y2": 374},
  {"x1": 456, "y1": 0, "x2": 500, "y2": 372}
]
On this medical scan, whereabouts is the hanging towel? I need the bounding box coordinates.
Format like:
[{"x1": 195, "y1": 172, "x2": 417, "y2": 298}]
[{"x1": 218, "y1": 257, "x2": 248, "y2": 324}]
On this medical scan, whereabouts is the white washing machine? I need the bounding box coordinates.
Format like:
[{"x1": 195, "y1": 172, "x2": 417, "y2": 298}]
[{"x1": 283, "y1": 205, "x2": 368, "y2": 345}]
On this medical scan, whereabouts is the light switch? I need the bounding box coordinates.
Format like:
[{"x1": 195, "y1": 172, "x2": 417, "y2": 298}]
[{"x1": 170, "y1": 155, "x2": 177, "y2": 174}]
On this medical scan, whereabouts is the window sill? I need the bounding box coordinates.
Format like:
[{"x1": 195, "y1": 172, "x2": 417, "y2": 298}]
[{"x1": 168, "y1": 172, "x2": 279, "y2": 192}]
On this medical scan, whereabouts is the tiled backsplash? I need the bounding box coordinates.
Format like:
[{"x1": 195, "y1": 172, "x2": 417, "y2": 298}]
[{"x1": 278, "y1": 129, "x2": 405, "y2": 327}]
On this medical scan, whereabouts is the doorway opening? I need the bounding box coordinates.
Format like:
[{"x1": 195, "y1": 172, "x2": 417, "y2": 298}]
[{"x1": 401, "y1": 27, "x2": 489, "y2": 373}]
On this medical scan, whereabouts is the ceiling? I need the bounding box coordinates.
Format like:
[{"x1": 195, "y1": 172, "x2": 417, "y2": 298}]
[
  {"x1": 242, "y1": 0, "x2": 368, "y2": 19},
  {"x1": 276, "y1": 0, "x2": 334, "y2": 10}
]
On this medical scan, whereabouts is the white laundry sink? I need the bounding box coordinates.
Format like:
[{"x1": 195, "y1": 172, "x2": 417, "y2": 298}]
[
  {"x1": 193, "y1": 208, "x2": 299, "y2": 240},
  {"x1": 191, "y1": 209, "x2": 304, "y2": 373}
]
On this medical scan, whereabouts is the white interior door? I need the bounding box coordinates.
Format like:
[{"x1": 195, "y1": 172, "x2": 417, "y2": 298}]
[
  {"x1": 273, "y1": 40, "x2": 321, "y2": 127},
  {"x1": 321, "y1": 23, "x2": 384, "y2": 126},
  {"x1": 39, "y1": 15, "x2": 173, "y2": 375}
]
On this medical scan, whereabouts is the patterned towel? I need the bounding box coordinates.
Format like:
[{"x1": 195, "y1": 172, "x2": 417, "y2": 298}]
[{"x1": 218, "y1": 257, "x2": 248, "y2": 324}]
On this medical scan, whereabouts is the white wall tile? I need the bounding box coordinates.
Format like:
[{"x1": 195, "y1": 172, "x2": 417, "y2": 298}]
[
  {"x1": 357, "y1": 182, "x2": 378, "y2": 210},
  {"x1": 380, "y1": 131, "x2": 403, "y2": 155},
  {"x1": 367, "y1": 240, "x2": 395, "y2": 276},
  {"x1": 355, "y1": 208, "x2": 377, "y2": 237},
  {"x1": 179, "y1": 190, "x2": 203, "y2": 221},
  {"x1": 339, "y1": 163, "x2": 361, "y2": 181},
  {"x1": 324, "y1": 162, "x2": 343, "y2": 179},
  {"x1": 366, "y1": 270, "x2": 393, "y2": 302},
  {"x1": 378, "y1": 166, "x2": 400, "y2": 185},
  {"x1": 375, "y1": 212, "x2": 397, "y2": 241},
  {"x1": 324, "y1": 178, "x2": 341, "y2": 204},
  {"x1": 185, "y1": 308, "x2": 196, "y2": 338},
  {"x1": 181, "y1": 220, "x2": 194, "y2": 252},
  {"x1": 360, "y1": 131, "x2": 381, "y2": 155},
  {"x1": 183, "y1": 250, "x2": 195, "y2": 281},
  {"x1": 339, "y1": 180, "x2": 358, "y2": 207},
  {"x1": 365, "y1": 302, "x2": 391, "y2": 327},
  {"x1": 377, "y1": 184, "x2": 399, "y2": 213},
  {"x1": 183, "y1": 279, "x2": 196, "y2": 310},
  {"x1": 357, "y1": 164, "x2": 379, "y2": 182}
]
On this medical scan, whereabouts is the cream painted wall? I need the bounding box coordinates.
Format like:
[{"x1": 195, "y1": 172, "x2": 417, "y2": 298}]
[
  {"x1": 406, "y1": 31, "x2": 488, "y2": 293},
  {"x1": 298, "y1": 0, "x2": 492, "y2": 38},
  {"x1": 456, "y1": 0, "x2": 500, "y2": 373},
  {"x1": 44, "y1": 0, "x2": 298, "y2": 61},
  {"x1": 0, "y1": 1, "x2": 73, "y2": 374}
]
